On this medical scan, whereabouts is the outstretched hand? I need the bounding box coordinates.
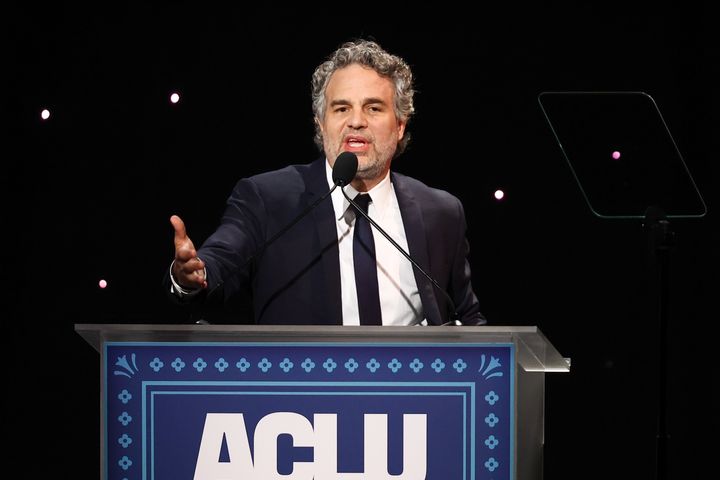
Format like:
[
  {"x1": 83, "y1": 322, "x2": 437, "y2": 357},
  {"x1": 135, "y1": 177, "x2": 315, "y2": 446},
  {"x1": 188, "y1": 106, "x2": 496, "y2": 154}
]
[{"x1": 170, "y1": 215, "x2": 207, "y2": 290}]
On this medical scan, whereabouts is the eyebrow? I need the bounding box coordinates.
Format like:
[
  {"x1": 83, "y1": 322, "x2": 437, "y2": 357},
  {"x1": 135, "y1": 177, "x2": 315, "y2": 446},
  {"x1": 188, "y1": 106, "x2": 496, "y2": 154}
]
[{"x1": 329, "y1": 97, "x2": 388, "y2": 107}]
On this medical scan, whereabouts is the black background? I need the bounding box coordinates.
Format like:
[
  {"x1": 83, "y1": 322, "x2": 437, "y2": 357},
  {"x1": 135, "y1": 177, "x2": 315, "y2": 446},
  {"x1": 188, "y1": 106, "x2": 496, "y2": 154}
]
[{"x1": 7, "y1": 3, "x2": 718, "y2": 479}]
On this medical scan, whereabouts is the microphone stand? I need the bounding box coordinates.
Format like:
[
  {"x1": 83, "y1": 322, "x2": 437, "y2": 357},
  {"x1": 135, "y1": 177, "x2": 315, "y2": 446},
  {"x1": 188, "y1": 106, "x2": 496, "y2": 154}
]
[
  {"x1": 246, "y1": 185, "x2": 338, "y2": 266},
  {"x1": 192, "y1": 152, "x2": 360, "y2": 324},
  {"x1": 341, "y1": 187, "x2": 460, "y2": 324},
  {"x1": 237, "y1": 151, "x2": 358, "y2": 272},
  {"x1": 201, "y1": 184, "x2": 339, "y2": 303},
  {"x1": 643, "y1": 206, "x2": 675, "y2": 480}
]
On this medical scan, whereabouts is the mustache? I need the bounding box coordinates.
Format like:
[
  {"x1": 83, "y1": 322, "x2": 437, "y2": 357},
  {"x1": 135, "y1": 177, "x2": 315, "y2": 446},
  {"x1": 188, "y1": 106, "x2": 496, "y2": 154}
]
[{"x1": 342, "y1": 132, "x2": 373, "y2": 143}]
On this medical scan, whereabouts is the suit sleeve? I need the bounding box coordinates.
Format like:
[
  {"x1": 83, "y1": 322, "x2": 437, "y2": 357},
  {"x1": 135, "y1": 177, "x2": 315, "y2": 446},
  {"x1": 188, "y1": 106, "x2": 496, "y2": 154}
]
[
  {"x1": 449, "y1": 197, "x2": 487, "y2": 325},
  {"x1": 159, "y1": 177, "x2": 260, "y2": 309},
  {"x1": 195, "y1": 178, "x2": 268, "y2": 300}
]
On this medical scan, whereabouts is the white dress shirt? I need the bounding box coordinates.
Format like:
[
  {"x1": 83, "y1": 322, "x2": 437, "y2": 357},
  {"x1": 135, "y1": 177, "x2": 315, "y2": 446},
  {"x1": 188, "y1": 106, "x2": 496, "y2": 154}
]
[{"x1": 325, "y1": 160, "x2": 423, "y2": 326}]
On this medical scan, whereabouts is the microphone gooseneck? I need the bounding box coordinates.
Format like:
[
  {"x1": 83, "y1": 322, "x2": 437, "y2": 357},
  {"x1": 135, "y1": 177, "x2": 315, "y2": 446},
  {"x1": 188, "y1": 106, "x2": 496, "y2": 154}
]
[
  {"x1": 341, "y1": 183, "x2": 461, "y2": 325},
  {"x1": 244, "y1": 152, "x2": 358, "y2": 266},
  {"x1": 201, "y1": 153, "x2": 359, "y2": 303}
]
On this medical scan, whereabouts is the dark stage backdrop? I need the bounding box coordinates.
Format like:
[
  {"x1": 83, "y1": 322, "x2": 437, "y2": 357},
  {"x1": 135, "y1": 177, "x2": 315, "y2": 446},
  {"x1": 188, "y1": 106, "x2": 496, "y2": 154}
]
[{"x1": 8, "y1": 3, "x2": 717, "y2": 479}]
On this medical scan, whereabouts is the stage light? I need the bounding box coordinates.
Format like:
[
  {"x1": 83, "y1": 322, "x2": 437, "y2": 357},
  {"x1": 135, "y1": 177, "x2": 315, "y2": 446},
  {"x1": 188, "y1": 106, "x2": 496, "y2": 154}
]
[
  {"x1": 99, "y1": 279, "x2": 108, "y2": 289},
  {"x1": 170, "y1": 92, "x2": 180, "y2": 104},
  {"x1": 40, "y1": 109, "x2": 50, "y2": 120},
  {"x1": 612, "y1": 150, "x2": 621, "y2": 160},
  {"x1": 494, "y1": 189, "x2": 505, "y2": 200}
]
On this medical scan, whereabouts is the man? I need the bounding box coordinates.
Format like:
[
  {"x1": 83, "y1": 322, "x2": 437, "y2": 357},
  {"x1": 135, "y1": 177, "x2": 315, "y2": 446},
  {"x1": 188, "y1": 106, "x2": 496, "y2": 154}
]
[{"x1": 168, "y1": 39, "x2": 486, "y2": 326}]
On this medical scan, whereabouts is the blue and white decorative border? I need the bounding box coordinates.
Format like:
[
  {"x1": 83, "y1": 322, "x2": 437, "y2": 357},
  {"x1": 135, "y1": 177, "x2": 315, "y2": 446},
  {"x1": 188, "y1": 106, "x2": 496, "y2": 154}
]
[{"x1": 104, "y1": 342, "x2": 514, "y2": 480}]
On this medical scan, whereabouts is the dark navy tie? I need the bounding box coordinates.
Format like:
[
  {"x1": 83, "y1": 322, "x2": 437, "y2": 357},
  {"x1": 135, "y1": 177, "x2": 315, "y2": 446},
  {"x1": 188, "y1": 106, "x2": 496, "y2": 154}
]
[{"x1": 353, "y1": 194, "x2": 382, "y2": 325}]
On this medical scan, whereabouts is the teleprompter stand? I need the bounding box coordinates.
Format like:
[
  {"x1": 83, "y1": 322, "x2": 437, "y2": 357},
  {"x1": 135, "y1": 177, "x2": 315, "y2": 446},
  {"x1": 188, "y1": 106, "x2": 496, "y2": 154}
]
[{"x1": 538, "y1": 91, "x2": 706, "y2": 480}]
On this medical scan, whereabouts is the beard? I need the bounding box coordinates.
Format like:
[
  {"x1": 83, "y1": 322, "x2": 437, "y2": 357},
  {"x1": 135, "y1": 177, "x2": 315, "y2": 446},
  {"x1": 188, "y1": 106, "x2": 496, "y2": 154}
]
[
  {"x1": 355, "y1": 154, "x2": 388, "y2": 180},
  {"x1": 324, "y1": 135, "x2": 398, "y2": 182}
]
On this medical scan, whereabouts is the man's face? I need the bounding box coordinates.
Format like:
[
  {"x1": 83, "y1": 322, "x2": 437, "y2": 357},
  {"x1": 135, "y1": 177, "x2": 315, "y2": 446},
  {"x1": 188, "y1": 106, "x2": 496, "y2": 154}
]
[{"x1": 319, "y1": 64, "x2": 406, "y2": 187}]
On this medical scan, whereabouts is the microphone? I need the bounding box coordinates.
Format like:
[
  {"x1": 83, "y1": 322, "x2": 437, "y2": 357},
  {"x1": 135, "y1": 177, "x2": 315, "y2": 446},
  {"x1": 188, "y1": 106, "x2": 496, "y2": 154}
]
[
  {"x1": 194, "y1": 153, "x2": 359, "y2": 317},
  {"x1": 339, "y1": 153, "x2": 461, "y2": 326},
  {"x1": 241, "y1": 151, "x2": 357, "y2": 264},
  {"x1": 333, "y1": 151, "x2": 358, "y2": 186}
]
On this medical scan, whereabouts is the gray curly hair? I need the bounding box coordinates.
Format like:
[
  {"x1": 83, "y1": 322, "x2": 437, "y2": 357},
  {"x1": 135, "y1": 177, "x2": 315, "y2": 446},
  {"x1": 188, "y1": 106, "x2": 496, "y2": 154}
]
[{"x1": 311, "y1": 39, "x2": 415, "y2": 156}]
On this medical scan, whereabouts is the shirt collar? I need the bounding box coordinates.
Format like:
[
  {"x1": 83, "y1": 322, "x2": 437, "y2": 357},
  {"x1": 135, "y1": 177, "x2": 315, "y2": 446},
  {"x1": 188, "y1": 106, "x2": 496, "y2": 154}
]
[{"x1": 325, "y1": 158, "x2": 392, "y2": 221}]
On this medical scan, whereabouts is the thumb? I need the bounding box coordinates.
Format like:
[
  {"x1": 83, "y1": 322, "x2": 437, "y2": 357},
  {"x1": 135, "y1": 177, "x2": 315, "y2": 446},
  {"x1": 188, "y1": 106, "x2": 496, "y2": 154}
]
[
  {"x1": 171, "y1": 215, "x2": 197, "y2": 260},
  {"x1": 170, "y1": 215, "x2": 187, "y2": 240}
]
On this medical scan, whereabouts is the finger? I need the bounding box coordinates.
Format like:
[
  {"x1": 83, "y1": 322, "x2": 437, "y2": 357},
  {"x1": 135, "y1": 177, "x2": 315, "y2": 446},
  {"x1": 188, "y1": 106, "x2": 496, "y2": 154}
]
[
  {"x1": 170, "y1": 215, "x2": 187, "y2": 240},
  {"x1": 180, "y1": 257, "x2": 205, "y2": 274},
  {"x1": 176, "y1": 244, "x2": 198, "y2": 262},
  {"x1": 177, "y1": 263, "x2": 208, "y2": 290},
  {"x1": 192, "y1": 268, "x2": 207, "y2": 284},
  {"x1": 171, "y1": 215, "x2": 198, "y2": 260},
  {"x1": 176, "y1": 272, "x2": 205, "y2": 290}
]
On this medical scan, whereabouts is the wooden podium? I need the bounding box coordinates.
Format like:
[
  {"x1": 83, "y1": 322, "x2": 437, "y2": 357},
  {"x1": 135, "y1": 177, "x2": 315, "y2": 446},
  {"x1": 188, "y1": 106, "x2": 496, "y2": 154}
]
[{"x1": 76, "y1": 324, "x2": 569, "y2": 480}]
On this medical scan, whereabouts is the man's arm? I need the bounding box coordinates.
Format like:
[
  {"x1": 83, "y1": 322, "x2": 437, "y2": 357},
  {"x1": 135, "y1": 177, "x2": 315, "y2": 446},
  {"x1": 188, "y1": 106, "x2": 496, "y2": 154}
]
[{"x1": 449, "y1": 198, "x2": 487, "y2": 325}]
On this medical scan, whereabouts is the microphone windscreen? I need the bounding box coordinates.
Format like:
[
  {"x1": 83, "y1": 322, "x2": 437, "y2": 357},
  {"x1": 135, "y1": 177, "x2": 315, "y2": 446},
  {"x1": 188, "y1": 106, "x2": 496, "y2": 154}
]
[{"x1": 332, "y1": 151, "x2": 358, "y2": 186}]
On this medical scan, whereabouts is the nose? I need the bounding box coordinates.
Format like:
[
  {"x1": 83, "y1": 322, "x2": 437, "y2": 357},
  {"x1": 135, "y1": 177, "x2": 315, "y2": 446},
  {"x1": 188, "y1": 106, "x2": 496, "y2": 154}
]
[{"x1": 347, "y1": 109, "x2": 368, "y2": 129}]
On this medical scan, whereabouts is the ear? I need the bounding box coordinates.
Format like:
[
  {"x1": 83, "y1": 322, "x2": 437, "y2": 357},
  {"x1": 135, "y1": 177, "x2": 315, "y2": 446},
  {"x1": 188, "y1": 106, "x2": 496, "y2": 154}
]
[
  {"x1": 315, "y1": 116, "x2": 324, "y2": 134},
  {"x1": 397, "y1": 118, "x2": 406, "y2": 140}
]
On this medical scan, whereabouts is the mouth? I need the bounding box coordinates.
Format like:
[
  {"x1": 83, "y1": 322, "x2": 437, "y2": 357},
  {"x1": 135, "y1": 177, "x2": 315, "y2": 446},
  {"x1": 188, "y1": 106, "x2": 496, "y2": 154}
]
[{"x1": 343, "y1": 135, "x2": 370, "y2": 152}]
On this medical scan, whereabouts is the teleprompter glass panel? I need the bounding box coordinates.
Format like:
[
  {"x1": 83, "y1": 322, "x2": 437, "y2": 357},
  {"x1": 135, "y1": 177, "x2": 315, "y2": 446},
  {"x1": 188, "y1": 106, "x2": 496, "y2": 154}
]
[{"x1": 538, "y1": 91, "x2": 706, "y2": 219}]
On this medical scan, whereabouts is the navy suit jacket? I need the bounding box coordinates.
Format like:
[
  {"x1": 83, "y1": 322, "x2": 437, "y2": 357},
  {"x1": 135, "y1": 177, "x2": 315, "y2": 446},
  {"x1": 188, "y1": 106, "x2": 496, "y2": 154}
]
[{"x1": 175, "y1": 158, "x2": 485, "y2": 326}]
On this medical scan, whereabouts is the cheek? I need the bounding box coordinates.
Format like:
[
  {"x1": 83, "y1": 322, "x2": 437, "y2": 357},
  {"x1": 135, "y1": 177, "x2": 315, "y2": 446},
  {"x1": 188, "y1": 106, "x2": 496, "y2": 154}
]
[
  {"x1": 323, "y1": 120, "x2": 343, "y2": 137},
  {"x1": 382, "y1": 119, "x2": 402, "y2": 137}
]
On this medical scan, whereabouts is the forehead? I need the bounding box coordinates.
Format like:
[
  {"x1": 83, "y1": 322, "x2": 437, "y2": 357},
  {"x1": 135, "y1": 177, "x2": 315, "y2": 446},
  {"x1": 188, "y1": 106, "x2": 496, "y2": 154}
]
[{"x1": 325, "y1": 64, "x2": 395, "y2": 101}]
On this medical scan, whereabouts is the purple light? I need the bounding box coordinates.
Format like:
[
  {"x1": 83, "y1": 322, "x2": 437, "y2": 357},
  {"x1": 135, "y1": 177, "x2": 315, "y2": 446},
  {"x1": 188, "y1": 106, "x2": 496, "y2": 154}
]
[
  {"x1": 494, "y1": 189, "x2": 505, "y2": 200},
  {"x1": 99, "y1": 279, "x2": 108, "y2": 289},
  {"x1": 612, "y1": 151, "x2": 621, "y2": 160}
]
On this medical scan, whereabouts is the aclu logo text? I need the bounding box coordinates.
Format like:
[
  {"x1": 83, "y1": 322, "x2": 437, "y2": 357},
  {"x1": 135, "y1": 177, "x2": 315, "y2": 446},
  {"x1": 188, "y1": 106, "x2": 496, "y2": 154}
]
[{"x1": 194, "y1": 412, "x2": 427, "y2": 479}]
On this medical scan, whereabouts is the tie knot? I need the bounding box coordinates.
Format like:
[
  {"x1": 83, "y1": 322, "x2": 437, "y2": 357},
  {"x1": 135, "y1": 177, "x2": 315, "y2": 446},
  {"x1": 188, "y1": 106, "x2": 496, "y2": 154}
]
[{"x1": 353, "y1": 194, "x2": 371, "y2": 214}]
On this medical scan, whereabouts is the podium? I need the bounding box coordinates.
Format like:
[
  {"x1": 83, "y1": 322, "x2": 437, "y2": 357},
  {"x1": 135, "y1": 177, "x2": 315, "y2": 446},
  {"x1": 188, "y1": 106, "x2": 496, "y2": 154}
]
[{"x1": 76, "y1": 324, "x2": 569, "y2": 480}]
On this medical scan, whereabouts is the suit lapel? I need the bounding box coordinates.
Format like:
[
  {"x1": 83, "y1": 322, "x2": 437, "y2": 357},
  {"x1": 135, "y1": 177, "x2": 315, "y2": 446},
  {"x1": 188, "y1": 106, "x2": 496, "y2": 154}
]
[
  {"x1": 304, "y1": 159, "x2": 343, "y2": 324},
  {"x1": 392, "y1": 173, "x2": 442, "y2": 325}
]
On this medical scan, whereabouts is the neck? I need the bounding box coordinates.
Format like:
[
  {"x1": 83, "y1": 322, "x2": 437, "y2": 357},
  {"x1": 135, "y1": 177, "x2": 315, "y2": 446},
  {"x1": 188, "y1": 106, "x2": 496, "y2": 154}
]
[
  {"x1": 351, "y1": 178, "x2": 380, "y2": 192},
  {"x1": 352, "y1": 164, "x2": 392, "y2": 192}
]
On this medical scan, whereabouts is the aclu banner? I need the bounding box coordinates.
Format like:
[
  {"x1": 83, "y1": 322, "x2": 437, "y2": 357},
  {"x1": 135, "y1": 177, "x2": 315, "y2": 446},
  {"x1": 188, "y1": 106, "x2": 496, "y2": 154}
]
[{"x1": 105, "y1": 342, "x2": 514, "y2": 480}]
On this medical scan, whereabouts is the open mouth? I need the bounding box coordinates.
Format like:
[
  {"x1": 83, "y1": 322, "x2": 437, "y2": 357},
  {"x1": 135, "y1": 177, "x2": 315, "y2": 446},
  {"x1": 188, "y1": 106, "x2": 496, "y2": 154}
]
[{"x1": 344, "y1": 136, "x2": 369, "y2": 151}]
